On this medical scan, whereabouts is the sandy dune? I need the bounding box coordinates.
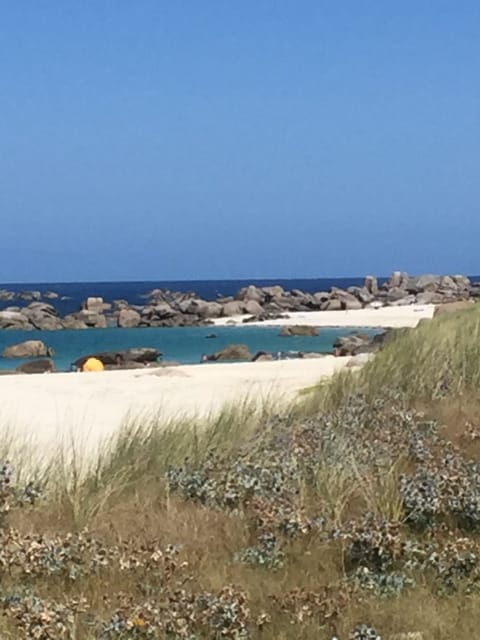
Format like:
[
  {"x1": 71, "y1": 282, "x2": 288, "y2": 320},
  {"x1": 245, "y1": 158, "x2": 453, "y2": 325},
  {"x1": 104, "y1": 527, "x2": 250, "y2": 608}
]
[{"x1": 0, "y1": 357, "x2": 353, "y2": 458}]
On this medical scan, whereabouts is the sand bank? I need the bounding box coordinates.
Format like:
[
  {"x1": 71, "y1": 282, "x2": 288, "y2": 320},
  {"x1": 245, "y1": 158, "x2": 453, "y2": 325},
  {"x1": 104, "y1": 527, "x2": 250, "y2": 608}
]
[
  {"x1": 213, "y1": 304, "x2": 435, "y2": 329},
  {"x1": 0, "y1": 356, "x2": 354, "y2": 459}
]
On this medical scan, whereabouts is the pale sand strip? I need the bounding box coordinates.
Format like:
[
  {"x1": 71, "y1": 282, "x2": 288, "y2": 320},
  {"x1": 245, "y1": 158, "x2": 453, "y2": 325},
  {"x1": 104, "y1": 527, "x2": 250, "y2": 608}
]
[
  {"x1": 0, "y1": 357, "x2": 353, "y2": 458},
  {"x1": 213, "y1": 304, "x2": 435, "y2": 328}
]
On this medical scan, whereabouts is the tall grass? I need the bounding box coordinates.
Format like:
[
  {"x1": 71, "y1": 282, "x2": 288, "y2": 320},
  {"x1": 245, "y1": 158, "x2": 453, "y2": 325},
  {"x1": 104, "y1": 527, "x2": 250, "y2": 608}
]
[{"x1": 305, "y1": 306, "x2": 480, "y2": 410}]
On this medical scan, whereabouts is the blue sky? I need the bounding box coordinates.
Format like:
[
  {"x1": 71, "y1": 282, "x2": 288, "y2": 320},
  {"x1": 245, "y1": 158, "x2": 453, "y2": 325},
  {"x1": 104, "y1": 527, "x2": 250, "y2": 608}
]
[{"x1": 1, "y1": 2, "x2": 479, "y2": 282}]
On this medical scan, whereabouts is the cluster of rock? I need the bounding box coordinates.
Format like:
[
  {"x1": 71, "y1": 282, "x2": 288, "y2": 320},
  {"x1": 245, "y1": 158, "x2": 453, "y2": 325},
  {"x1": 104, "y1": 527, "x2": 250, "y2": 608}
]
[
  {"x1": 0, "y1": 272, "x2": 477, "y2": 331},
  {"x1": 0, "y1": 289, "x2": 60, "y2": 302}
]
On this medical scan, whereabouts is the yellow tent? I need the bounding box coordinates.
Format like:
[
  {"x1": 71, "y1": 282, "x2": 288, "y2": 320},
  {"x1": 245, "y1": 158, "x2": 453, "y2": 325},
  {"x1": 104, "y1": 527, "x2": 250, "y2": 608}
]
[{"x1": 82, "y1": 357, "x2": 105, "y2": 372}]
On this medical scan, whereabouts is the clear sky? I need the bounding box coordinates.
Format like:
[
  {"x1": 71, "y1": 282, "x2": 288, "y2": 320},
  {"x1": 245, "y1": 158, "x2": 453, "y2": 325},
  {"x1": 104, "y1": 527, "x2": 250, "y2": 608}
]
[{"x1": 1, "y1": 2, "x2": 479, "y2": 283}]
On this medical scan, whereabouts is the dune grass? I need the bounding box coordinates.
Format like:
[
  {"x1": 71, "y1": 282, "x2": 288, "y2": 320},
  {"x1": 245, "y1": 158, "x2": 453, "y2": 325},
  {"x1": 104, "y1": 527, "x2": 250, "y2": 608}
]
[{"x1": 2, "y1": 308, "x2": 480, "y2": 637}]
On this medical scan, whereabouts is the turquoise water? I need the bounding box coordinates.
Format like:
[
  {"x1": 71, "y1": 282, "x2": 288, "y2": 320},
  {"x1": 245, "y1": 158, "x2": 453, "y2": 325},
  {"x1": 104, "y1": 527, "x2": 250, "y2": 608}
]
[{"x1": 0, "y1": 326, "x2": 380, "y2": 371}]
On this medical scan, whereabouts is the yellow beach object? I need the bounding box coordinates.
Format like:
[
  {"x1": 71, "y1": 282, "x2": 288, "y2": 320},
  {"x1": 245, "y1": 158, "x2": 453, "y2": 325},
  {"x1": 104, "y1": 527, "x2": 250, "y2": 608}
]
[{"x1": 82, "y1": 357, "x2": 105, "y2": 372}]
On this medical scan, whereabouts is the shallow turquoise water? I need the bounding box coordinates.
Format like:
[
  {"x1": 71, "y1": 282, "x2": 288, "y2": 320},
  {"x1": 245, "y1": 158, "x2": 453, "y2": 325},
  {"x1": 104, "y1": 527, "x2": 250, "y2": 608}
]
[{"x1": 0, "y1": 325, "x2": 380, "y2": 371}]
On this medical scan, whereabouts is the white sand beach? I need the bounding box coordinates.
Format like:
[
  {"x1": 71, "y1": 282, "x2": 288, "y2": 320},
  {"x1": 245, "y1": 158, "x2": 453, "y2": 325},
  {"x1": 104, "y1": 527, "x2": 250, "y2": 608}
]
[
  {"x1": 0, "y1": 305, "x2": 434, "y2": 460},
  {"x1": 213, "y1": 304, "x2": 435, "y2": 328},
  {"x1": 0, "y1": 356, "x2": 354, "y2": 458}
]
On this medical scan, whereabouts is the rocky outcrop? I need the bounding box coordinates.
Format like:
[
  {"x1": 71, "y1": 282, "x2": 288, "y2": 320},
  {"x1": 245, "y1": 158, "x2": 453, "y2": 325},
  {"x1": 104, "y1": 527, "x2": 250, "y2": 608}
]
[
  {"x1": 16, "y1": 359, "x2": 55, "y2": 374},
  {"x1": 0, "y1": 272, "x2": 477, "y2": 330},
  {"x1": 73, "y1": 347, "x2": 162, "y2": 370},
  {"x1": 2, "y1": 340, "x2": 54, "y2": 359},
  {"x1": 206, "y1": 344, "x2": 252, "y2": 361},
  {"x1": 279, "y1": 325, "x2": 319, "y2": 337},
  {"x1": 117, "y1": 308, "x2": 141, "y2": 328},
  {"x1": 0, "y1": 311, "x2": 33, "y2": 330}
]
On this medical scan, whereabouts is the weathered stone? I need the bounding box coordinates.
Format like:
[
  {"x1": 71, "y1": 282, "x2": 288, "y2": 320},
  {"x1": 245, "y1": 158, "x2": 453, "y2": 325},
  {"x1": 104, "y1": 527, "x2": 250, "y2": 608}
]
[
  {"x1": 279, "y1": 325, "x2": 319, "y2": 337},
  {"x1": 236, "y1": 285, "x2": 263, "y2": 303},
  {"x1": 16, "y1": 358, "x2": 55, "y2": 374},
  {"x1": 62, "y1": 315, "x2": 89, "y2": 329},
  {"x1": 0, "y1": 311, "x2": 33, "y2": 330},
  {"x1": 118, "y1": 308, "x2": 141, "y2": 328},
  {"x1": 321, "y1": 299, "x2": 343, "y2": 311},
  {"x1": 244, "y1": 300, "x2": 264, "y2": 316},
  {"x1": 364, "y1": 275, "x2": 378, "y2": 294},
  {"x1": 222, "y1": 300, "x2": 246, "y2": 316},
  {"x1": 3, "y1": 340, "x2": 54, "y2": 359},
  {"x1": 207, "y1": 344, "x2": 252, "y2": 361}
]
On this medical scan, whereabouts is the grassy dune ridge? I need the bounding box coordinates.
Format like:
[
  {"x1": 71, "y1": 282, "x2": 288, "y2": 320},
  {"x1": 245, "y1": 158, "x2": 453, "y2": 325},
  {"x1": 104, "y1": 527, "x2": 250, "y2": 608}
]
[{"x1": 1, "y1": 307, "x2": 480, "y2": 638}]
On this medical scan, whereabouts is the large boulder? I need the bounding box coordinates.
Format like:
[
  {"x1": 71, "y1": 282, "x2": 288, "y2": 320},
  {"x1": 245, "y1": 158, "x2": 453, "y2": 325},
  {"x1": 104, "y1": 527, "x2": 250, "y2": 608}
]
[
  {"x1": 333, "y1": 333, "x2": 373, "y2": 356},
  {"x1": 279, "y1": 325, "x2": 319, "y2": 337},
  {"x1": 243, "y1": 300, "x2": 264, "y2": 316},
  {"x1": 321, "y1": 299, "x2": 343, "y2": 311},
  {"x1": 329, "y1": 289, "x2": 363, "y2": 310},
  {"x1": 207, "y1": 344, "x2": 252, "y2": 361},
  {"x1": 18, "y1": 290, "x2": 42, "y2": 301},
  {"x1": 21, "y1": 303, "x2": 63, "y2": 331},
  {"x1": 118, "y1": 308, "x2": 141, "y2": 328},
  {"x1": 3, "y1": 340, "x2": 54, "y2": 359},
  {"x1": 236, "y1": 285, "x2": 263, "y2": 303},
  {"x1": 186, "y1": 299, "x2": 223, "y2": 318},
  {"x1": 16, "y1": 358, "x2": 55, "y2": 374},
  {"x1": 83, "y1": 297, "x2": 111, "y2": 313},
  {"x1": 76, "y1": 310, "x2": 108, "y2": 328},
  {"x1": 0, "y1": 311, "x2": 33, "y2": 330},
  {"x1": 364, "y1": 275, "x2": 378, "y2": 294},
  {"x1": 261, "y1": 286, "x2": 285, "y2": 300},
  {"x1": 222, "y1": 301, "x2": 246, "y2": 316},
  {"x1": 62, "y1": 315, "x2": 89, "y2": 330}
]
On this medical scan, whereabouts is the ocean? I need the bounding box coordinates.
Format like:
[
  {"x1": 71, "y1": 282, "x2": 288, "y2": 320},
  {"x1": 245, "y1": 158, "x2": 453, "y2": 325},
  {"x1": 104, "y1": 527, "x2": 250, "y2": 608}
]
[{"x1": 0, "y1": 277, "x2": 386, "y2": 371}]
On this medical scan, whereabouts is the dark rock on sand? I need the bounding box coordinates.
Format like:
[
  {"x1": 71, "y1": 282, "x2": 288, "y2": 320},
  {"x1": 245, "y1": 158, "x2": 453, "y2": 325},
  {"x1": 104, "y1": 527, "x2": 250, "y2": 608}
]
[
  {"x1": 206, "y1": 344, "x2": 252, "y2": 361},
  {"x1": 16, "y1": 359, "x2": 55, "y2": 374},
  {"x1": 73, "y1": 348, "x2": 162, "y2": 370}
]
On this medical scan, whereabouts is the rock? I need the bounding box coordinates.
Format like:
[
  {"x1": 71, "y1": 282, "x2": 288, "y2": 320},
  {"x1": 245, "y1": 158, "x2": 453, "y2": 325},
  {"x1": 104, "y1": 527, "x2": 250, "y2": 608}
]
[
  {"x1": 388, "y1": 271, "x2": 409, "y2": 289},
  {"x1": 207, "y1": 344, "x2": 252, "y2": 361},
  {"x1": 279, "y1": 325, "x2": 319, "y2": 337},
  {"x1": 187, "y1": 299, "x2": 223, "y2": 318},
  {"x1": 118, "y1": 308, "x2": 141, "y2": 328},
  {"x1": 73, "y1": 347, "x2": 162, "y2": 370},
  {"x1": 321, "y1": 299, "x2": 343, "y2": 311},
  {"x1": 3, "y1": 340, "x2": 54, "y2": 359},
  {"x1": 222, "y1": 301, "x2": 246, "y2": 316},
  {"x1": 364, "y1": 275, "x2": 378, "y2": 294},
  {"x1": 43, "y1": 291, "x2": 59, "y2": 299},
  {"x1": 0, "y1": 311, "x2": 33, "y2": 330},
  {"x1": 408, "y1": 274, "x2": 442, "y2": 292},
  {"x1": 415, "y1": 291, "x2": 445, "y2": 305},
  {"x1": 329, "y1": 289, "x2": 363, "y2": 310},
  {"x1": 244, "y1": 300, "x2": 264, "y2": 316},
  {"x1": 333, "y1": 333, "x2": 373, "y2": 356},
  {"x1": 16, "y1": 358, "x2": 55, "y2": 374},
  {"x1": 236, "y1": 285, "x2": 263, "y2": 303},
  {"x1": 21, "y1": 302, "x2": 63, "y2": 330},
  {"x1": 252, "y1": 351, "x2": 274, "y2": 362},
  {"x1": 262, "y1": 285, "x2": 285, "y2": 300},
  {"x1": 386, "y1": 287, "x2": 410, "y2": 302},
  {"x1": 387, "y1": 294, "x2": 416, "y2": 306},
  {"x1": 76, "y1": 310, "x2": 108, "y2": 329},
  {"x1": 124, "y1": 348, "x2": 162, "y2": 363},
  {"x1": 0, "y1": 289, "x2": 15, "y2": 301},
  {"x1": 205, "y1": 333, "x2": 217, "y2": 339},
  {"x1": 452, "y1": 274, "x2": 471, "y2": 289},
  {"x1": 18, "y1": 290, "x2": 42, "y2": 301},
  {"x1": 83, "y1": 296, "x2": 111, "y2": 313},
  {"x1": 62, "y1": 314, "x2": 89, "y2": 330},
  {"x1": 348, "y1": 286, "x2": 374, "y2": 304},
  {"x1": 242, "y1": 312, "x2": 289, "y2": 323}
]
